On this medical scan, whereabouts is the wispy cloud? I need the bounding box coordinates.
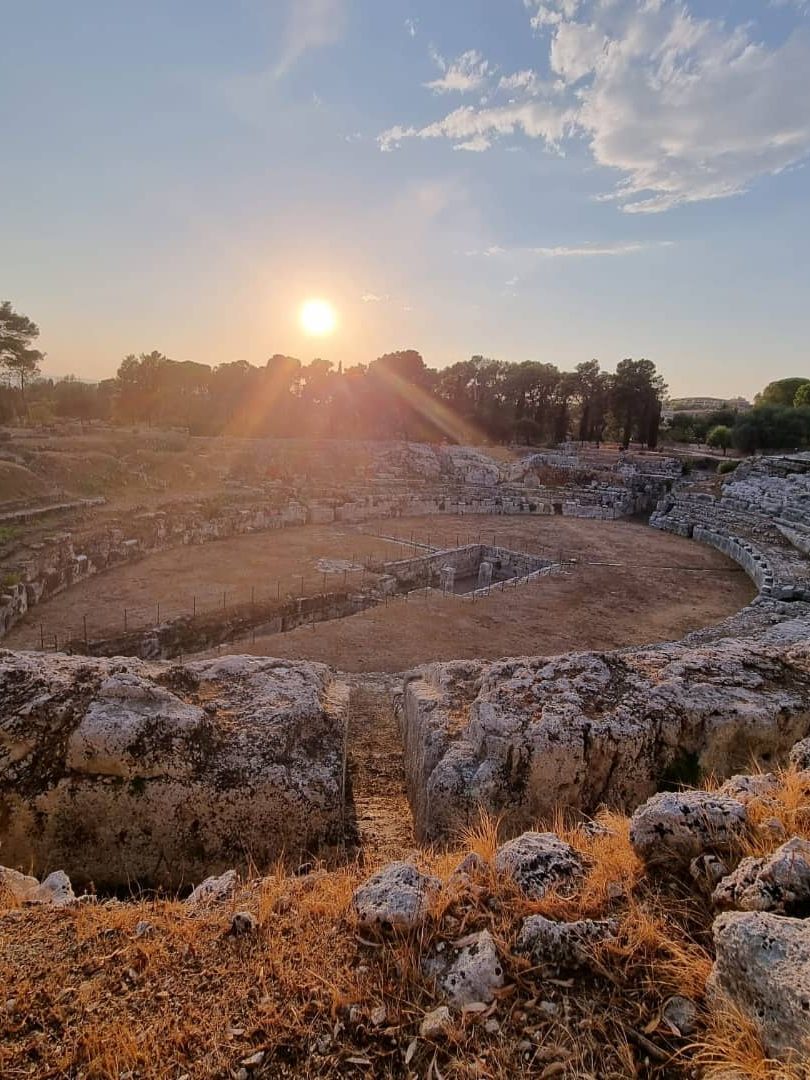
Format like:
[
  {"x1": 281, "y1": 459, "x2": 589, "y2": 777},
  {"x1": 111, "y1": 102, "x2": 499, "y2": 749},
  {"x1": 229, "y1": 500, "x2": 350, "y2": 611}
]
[
  {"x1": 381, "y1": 0, "x2": 810, "y2": 213},
  {"x1": 274, "y1": 0, "x2": 346, "y2": 80},
  {"x1": 425, "y1": 49, "x2": 494, "y2": 94},
  {"x1": 405, "y1": 17, "x2": 418, "y2": 38},
  {"x1": 361, "y1": 291, "x2": 390, "y2": 303},
  {"x1": 467, "y1": 240, "x2": 674, "y2": 258}
]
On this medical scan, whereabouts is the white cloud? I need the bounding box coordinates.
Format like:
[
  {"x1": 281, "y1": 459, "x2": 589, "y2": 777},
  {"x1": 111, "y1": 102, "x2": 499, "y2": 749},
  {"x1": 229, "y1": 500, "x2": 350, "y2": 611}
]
[
  {"x1": 382, "y1": 1, "x2": 810, "y2": 213},
  {"x1": 454, "y1": 134, "x2": 491, "y2": 152},
  {"x1": 405, "y1": 18, "x2": 418, "y2": 38},
  {"x1": 380, "y1": 100, "x2": 573, "y2": 152},
  {"x1": 467, "y1": 240, "x2": 674, "y2": 258},
  {"x1": 274, "y1": 0, "x2": 345, "y2": 79},
  {"x1": 425, "y1": 49, "x2": 494, "y2": 94},
  {"x1": 361, "y1": 291, "x2": 390, "y2": 303},
  {"x1": 497, "y1": 69, "x2": 548, "y2": 96}
]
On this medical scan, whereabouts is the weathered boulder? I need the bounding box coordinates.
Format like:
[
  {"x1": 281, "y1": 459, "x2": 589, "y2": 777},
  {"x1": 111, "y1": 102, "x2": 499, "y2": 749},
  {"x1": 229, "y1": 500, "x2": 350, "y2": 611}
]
[
  {"x1": 0, "y1": 866, "x2": 39, "y2": 903},
  {"x1": 718, "y1": 773, "x2": 780, "y2": 805},
  {"x1": 0, "y1": 866, "x2": 76, "y2": 906},
  {"x1": 29, "y1": 870, "x2": 75, "y2": 906},
  {"x1": 494, "y1": 832, "x2": 584, "y2": 898},
  {"x1": 709, "y1": 911, "x2": 810, "y2": 1062},
  {"x1": 0, "y1": 651, "x2": 348, "y2": 888},
  {"x1": 712, "y1": 837, "x2": 810, "y2": 915},
  {"x1": 629, "y1": 791, "x2": 748, "y2": 869},
  {"x1": 401, "y1": 627, "x2": 810, "y2": 842},
  {"x1": 790, "y1": 736, "x2": 810, "y2": 771},
  {"x1": 186, "y1": 869, "x2": 237, "y2": 906},
  {"x1": 424, "y1": 929, "x2": 504, "y2": 1007},
  {"x1": 516, "y1": 915, "x2": 618, "y2": 970},
  {"x1": 352, "y1": 862, "x2": 439, "y2": 933}
]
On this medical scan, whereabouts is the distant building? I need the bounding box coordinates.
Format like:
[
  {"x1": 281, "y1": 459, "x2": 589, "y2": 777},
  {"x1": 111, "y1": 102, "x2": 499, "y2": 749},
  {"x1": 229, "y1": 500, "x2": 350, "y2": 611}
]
[{"x1": 662, "y1": 396, "x2": 752, "y2": 420}]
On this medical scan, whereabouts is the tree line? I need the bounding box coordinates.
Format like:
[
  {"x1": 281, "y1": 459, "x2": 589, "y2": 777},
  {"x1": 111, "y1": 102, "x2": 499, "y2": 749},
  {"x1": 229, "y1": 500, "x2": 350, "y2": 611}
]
[
  {"x1": 0, "y1": 301, "x2": 669, "y2": 448},
  {"x1": 666, "y1": 377, "x2": 810, "y2": 455}
]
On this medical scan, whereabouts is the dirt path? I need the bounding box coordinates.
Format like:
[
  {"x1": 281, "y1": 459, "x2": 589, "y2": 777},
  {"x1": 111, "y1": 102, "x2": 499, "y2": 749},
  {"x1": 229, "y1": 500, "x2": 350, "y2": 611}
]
[{"x1": 345, "y1": 679, "x2": 414, "y2": 865}]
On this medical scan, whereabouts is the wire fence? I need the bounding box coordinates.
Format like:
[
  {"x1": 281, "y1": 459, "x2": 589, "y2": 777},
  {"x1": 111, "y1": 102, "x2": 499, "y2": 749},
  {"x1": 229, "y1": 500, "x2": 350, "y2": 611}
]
[{"x1": 34, "y1": 525, "x2": 571, "y2": 654}]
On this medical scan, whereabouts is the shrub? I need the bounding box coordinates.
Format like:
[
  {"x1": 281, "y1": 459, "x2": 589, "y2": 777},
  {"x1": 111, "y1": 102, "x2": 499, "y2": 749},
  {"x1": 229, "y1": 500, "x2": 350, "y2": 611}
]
[{"x1": 717, "y1": 459, "x2": 740, "y2": 475}]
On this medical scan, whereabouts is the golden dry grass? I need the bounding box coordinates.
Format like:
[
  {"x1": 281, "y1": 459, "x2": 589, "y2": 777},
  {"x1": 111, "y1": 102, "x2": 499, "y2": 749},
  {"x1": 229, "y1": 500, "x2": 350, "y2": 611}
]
[{"x1": 2, "y1": 771, "x2": 810, "y2": 1077}]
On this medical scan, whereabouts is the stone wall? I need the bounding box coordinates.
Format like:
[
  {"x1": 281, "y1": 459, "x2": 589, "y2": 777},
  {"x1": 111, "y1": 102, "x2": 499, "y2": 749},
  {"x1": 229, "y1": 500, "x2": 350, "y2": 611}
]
[{"x1": 0, "y1": 475, "x2": 668, "y2": 642}]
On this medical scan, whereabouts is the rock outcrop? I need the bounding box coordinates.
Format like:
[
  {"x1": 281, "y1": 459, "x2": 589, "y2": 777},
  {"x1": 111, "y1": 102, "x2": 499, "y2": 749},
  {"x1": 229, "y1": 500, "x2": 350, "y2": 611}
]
[
  {"x1": 709, "y1": 911, "x2": 810, "y2": 1062},
  {"x1": 401, "y1": 625, "x2": 810, "y2": 842},
  {"x1": 0, "y1": 651, "x2": 348, "y2": 888}
]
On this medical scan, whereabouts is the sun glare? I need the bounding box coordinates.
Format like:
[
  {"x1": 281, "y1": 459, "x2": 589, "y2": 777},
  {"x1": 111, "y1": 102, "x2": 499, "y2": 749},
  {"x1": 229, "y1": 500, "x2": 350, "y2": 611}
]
[{"x1": 300, "y1": 298, "x2": 337, "y2": 337}]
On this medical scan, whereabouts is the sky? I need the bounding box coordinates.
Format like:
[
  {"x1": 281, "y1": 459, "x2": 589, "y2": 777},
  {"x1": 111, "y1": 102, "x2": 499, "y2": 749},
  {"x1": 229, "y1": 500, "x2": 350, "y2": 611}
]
[{"x1": 1, "y1": 0, "x2": 809, "y2": 399}]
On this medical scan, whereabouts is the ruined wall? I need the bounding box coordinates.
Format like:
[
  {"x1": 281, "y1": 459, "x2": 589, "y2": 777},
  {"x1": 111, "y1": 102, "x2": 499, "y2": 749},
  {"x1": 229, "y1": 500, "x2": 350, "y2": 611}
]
[{"x1": 0, "y1": 475, "x2": 667, "y2": 642}]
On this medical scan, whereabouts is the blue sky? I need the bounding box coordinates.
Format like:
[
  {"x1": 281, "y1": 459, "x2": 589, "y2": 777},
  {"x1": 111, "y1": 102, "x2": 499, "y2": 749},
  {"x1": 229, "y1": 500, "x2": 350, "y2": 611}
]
[{"x1": 1, "y1": 0, "x2": 808, "y2": 398}]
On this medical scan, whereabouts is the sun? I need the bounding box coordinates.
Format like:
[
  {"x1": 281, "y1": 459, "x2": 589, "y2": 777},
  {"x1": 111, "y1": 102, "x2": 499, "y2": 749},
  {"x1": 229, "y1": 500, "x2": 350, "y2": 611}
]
[{"x1": 299, "y1": 298, "x2": 337, "y2": 337}]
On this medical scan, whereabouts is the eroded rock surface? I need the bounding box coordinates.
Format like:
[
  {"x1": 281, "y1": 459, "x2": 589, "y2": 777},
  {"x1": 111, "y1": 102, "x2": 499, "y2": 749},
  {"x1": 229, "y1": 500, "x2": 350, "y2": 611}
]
[
  {"x1": 494, "y1": 832, "x2": 584, "y2": 898},
  {"x1": 0, "y1": 651, "x2": 348, "y2": 888},
  {"x1": 709, "y1": 911, "x2": 810, "y2": 1062},
  {"x1": 630, "y1": 791, "x2": 748, "y2": 869},
  {"x1": 516, "y1": 915, "x2": 618, "y2": 970},
  {"x1": 712, "y1": 837, "x2": 810, "y2": 915},
  {"x1": 401, "y1": 626, "x2": 810, "y2": 842},
  {"x1": 424, "y1": 929, "x2": 504, "y2": 1007},
  {"x1": 352, "y1": 862, "x2": 439, "y2": 932},
  {"x1": 790, "y1": 736, "x2": 810, "y2": 771}
]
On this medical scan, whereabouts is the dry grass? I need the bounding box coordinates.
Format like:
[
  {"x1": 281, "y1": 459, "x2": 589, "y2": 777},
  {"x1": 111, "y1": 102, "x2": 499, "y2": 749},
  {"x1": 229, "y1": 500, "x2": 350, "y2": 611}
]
[
  {"x1": 2, "y1": 772, "x2": 809, "y2": 1078},
  {"x1": 690, "y1": 1001, "x2": 809, "y2": 1080}
]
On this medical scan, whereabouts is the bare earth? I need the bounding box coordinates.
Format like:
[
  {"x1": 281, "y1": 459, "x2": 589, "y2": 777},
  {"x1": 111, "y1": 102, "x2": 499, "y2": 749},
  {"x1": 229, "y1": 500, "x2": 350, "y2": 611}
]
[{"x1": 6, "y1": 515, "x2": 755, "y2": 669}]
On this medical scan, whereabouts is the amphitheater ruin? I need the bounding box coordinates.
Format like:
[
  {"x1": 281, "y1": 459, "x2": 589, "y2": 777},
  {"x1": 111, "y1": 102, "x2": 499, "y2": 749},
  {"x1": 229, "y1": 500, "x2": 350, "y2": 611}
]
[{"x1": 2, "y1": 435, "x2": 810, "y2": 1072}]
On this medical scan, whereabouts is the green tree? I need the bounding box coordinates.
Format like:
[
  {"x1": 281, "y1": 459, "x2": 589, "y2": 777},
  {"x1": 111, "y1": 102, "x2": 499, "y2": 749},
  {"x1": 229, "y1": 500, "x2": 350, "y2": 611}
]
[
  {"x1": 0, "y1": 301, "x2": 43, "y2": 409},
  {"x1": 756, "y1": 378, "x2": 810, "y2": 407},
  {"x1": 706, "y1": 424, "x2": 733, "y2": 455},
  {"x1": 610, "y1": 358, "x2": 667, "y2": 449},
  {"x1": 794, "y1": 383, "x2": 810, "y2": 408}
]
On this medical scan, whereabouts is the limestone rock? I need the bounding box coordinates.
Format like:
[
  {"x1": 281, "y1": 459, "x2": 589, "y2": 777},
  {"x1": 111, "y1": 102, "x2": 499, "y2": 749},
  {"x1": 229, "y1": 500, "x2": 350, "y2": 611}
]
[
  {"x1": 425, "y1": 929, "x2": 504, "y2": 1007},
  {"x1": 352, "y1": 862, "x2": 439, "y2": 933},
  {"x1": 629, "y1": 791, "x2": 748, "y2": 869},
  {"x1": 718, "y1": 773, "x2": 780, "y2": 805},
  {"x1": 419, "y1": 1006, "x2": 452, "y2": 1039},
  {"x1": 0, "y1": 866, "x2": 39, "y2": 903},
  {"x1": 29, "y1": 870, "x2": 75, "y2": 906},
  {"x1": 790, "y1": 736, "x2": 810, "y2": 771},
  {"x1": 401, "y1": 631, "x2": 810, "y2": 843},
  {"x1": 494, "y1": 832, "x2": 584, "y2": 898},
  {"x1": 712, "y1": 837, "x2": 810, "y2": 915},
  {"x1": 516, "y1": 914, "x2": 618, "y2": 970},
  {"x1": 690, "y1": 853, "x2": 729, "y2": 891},
  {"x1": 187, "y1": 869, "x2": 237, "y2": 906},
  {"x1": 709, "y1": 911, "x2": 810, "y2": 1062},
  {"x1": 0, "y1": 651, "x2": 348, "y2": 889}
]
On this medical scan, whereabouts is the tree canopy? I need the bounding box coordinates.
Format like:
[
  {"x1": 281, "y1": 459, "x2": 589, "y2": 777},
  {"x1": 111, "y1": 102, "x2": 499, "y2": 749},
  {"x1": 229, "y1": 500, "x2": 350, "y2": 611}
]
[{"x1": 0, "y1": 301, "x2": 43, "y2": 405}]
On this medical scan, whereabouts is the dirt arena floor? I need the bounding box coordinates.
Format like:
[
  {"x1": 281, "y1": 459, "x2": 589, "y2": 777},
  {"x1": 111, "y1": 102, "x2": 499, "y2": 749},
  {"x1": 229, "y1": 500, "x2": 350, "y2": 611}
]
[{"x1": 6, "y1": 515, "x2": 755, "y2": 670}]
